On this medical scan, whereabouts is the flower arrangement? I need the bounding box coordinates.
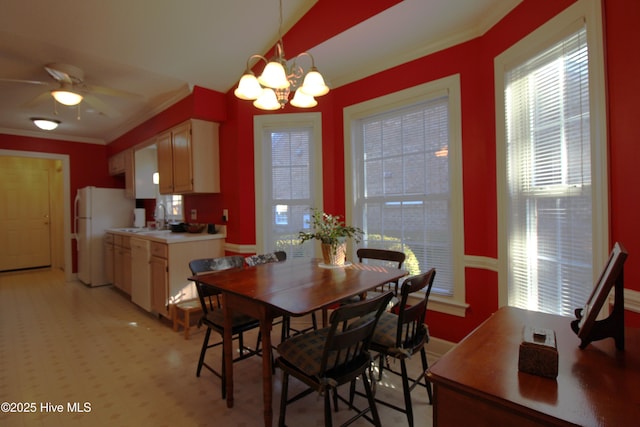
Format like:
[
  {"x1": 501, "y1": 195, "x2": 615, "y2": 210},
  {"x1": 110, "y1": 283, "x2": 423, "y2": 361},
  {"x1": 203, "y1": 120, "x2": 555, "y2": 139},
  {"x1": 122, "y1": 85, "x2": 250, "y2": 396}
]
[{"x1": 299, "y1": 208, "x2": 363, "y2": 264}]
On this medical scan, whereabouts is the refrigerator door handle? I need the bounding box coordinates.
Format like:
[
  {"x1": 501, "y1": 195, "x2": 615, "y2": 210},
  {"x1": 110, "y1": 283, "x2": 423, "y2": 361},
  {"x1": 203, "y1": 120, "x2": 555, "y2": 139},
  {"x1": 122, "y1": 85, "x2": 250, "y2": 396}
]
[{"x1": 73, "y1": 192, "x2": 80, "y2": 240}]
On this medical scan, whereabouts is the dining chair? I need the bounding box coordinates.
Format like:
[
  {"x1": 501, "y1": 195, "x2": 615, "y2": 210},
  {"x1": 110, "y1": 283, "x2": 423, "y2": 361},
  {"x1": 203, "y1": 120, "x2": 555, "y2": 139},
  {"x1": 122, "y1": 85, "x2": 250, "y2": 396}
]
[
  {"x1": 357, "y1": 248, "x2": 406, "y2": 296},
  {"x1": 352, "y1": 268, "x2": 436, "y2": 427},
  {"x1": 190, "y1": 255, "x2": 261, "y2": 399},
  {"x1": 276, "y1": 291, "x2": 394, "y2": 427},
  {"x1": 338, "y1": 248, "x2": 406, "y2": 309}
]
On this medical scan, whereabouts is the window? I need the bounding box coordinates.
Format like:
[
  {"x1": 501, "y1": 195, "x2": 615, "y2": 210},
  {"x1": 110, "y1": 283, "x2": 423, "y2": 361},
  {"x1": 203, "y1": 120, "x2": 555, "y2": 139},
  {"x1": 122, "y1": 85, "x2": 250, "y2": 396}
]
[
  {"x1": 345, "y1": 75, "x2": 465, "y2": 311},
  {"x1": 156, "y1": 194, "x2": 183, "y2": 222},
  {"x1": 254, "y1": 113, "x2": 323, "y2": 258},
  {"x1": 496, "y1": 0, "x2": 608, "y2": 316}
]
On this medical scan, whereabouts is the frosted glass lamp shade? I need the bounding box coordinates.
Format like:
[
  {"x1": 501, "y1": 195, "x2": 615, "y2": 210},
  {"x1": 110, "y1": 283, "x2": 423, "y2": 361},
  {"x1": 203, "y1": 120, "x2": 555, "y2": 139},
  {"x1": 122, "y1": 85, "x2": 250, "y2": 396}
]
[
  {"x1": 300, "y1": 68, "x2": 329, "y2": 97},
  {"x1": 31, "y1": 118, "x2": 60, "y2": 130},
  {"x1": 51, "y1": 89, "x2": 83, "y2": 106},
  {"x1": 290, "y1": 89, "x2": 317, "y2": 108},
  {"x1": 234, "y1": 73, "x2": 263, "y2": 100},
  {"x1": 258, "y1": 61, "x2": 289, "y2": 89},
  {"x1": 253, "y1": 88, "x2": 281, "y2": 110}
]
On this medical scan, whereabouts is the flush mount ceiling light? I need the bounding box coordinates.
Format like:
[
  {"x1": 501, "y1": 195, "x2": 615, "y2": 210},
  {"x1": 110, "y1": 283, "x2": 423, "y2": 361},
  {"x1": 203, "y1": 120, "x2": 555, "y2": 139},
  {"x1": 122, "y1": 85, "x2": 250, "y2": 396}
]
[
  {"x1": 234, "y1": 0, "x2": 329, "y2": 110},
  {"x1": 31, "y1": 118, "x2": 60, "y2": 130},
  {"x1": 51, "y1": 83, "x2": 83, "y2": 106}
]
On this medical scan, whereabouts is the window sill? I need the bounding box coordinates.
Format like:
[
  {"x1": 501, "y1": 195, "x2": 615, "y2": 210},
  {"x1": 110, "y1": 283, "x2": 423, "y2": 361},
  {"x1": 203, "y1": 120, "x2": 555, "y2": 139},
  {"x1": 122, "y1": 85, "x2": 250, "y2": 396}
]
[{"x1": 408, "y1": 293, "x2": 468, "y2": 317}]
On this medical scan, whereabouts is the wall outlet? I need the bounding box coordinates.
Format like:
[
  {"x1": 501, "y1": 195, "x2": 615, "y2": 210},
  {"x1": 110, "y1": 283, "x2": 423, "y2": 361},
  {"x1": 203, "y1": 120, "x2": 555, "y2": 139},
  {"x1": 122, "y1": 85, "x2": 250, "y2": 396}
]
[
  {"x1": 222, "y1": 209, "x2": 228, "y2": 222},
  {"x1": 190, "y1": 209, "x2": 197, "y2": 220}
]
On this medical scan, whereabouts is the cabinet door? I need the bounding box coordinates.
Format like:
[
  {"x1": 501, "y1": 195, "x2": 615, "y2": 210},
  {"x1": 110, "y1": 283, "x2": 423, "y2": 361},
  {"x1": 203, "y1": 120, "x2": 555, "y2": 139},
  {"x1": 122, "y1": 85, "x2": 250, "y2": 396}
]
[
  {"x1": 150, "y1": 255, "x2": 169, "y2": 316},
  {"x1": 104, "y1": 240, "x2": 114, "y2": 284},
  {"x1": 171, "y1": 122, "x2": 193, "y2": 193},
  {"x1": 124, "y1": 149, "x2": 135, "y2": 199},
  {"x1": 156, "y1": 131, "x2": 174, "y2": 194},
  {"x1": 108, "y1": 152, "x2": 125, "y2": 175},
  {"x1": 122, "y1": 247, "x2": 132, "y2": 295}
]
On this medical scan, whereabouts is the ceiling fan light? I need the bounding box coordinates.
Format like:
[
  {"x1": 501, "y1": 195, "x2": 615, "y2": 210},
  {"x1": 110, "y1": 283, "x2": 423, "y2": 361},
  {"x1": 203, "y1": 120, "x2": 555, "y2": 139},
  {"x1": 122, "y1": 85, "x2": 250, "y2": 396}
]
[
  {"x1": 253, "y1": 88, "x2": 281, "y2": 110},
  {"x1": 290, "y1": 89, "x2": 317, "y2": 108},
  {"x1": 300, "y1": 68, "x2": 329, "y2": 97},
  {"x1": 31, "y1": 118, "x2": 60, "y2": 130},
  {"x1": 51, "y1": 89, "x2": 83, "y2": 106},
  {"x1": 258, "y1": 61, "x2": 289, "y2": 89},
  {"x1": 234, "y1": 73, "x2": 263, "y2": 100}
]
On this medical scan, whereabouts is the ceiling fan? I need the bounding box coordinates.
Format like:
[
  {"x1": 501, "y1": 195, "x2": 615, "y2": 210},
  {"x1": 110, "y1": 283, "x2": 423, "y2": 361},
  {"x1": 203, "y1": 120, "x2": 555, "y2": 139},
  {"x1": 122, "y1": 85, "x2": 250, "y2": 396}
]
[{"x1": 0, "y1": 62, "x2": 141, "y2": 117}]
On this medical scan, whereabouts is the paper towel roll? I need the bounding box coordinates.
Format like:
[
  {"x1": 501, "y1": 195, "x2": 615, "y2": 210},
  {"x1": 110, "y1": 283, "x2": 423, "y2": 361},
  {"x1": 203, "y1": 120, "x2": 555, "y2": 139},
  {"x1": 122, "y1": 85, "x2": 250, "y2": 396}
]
[{"x1": 134, "y1": 208, "x2": 146, "y2": 228}]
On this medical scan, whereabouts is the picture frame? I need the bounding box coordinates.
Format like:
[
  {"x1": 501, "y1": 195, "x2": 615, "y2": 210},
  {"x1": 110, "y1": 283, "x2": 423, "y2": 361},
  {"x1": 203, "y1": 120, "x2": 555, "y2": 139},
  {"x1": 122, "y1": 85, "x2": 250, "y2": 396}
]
[{"x1": 572, "y1": 242, "x2": 628, "y2": 349}]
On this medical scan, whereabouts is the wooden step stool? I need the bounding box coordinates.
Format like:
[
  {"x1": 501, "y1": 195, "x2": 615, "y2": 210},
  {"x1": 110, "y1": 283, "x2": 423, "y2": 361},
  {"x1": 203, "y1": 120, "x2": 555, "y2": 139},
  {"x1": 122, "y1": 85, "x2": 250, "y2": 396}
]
[{"x1": 170, "y1": 299, "x2": 202, "y2": 339}]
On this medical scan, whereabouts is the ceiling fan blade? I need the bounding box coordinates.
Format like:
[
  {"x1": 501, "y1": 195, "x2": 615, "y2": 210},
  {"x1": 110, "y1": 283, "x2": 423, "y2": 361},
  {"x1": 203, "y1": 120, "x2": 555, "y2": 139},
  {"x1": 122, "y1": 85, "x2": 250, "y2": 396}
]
[
  {"x1": 84, "y1": 83, "x2": 143, "y2": 99},
  {"x1": 0, "y1": 77, "x2": 49, "y2": 86},
  {"x1": 82, "y1": 94, "x2": 120, "y2": 118},
  {"x1": 23, "y1": 91, "x2": 53, "y2": 108},
  {"x1": 44, "y1": 63, "x2": 81, "y2": 84}
]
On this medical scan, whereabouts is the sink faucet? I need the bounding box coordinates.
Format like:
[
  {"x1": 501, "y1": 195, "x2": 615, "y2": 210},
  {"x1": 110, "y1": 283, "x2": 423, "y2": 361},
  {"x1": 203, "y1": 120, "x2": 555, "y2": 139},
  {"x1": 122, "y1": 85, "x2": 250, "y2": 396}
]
[{"x1": 155, "y1": 203, "x2": 167, "y2": 230}]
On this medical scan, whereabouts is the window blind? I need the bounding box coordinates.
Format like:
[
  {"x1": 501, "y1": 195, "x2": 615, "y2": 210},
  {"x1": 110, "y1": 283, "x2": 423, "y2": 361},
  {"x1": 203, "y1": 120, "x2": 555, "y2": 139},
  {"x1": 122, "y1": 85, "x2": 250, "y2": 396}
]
[
  {"x1": 264, "y1": 126, "x2": 315, "y2": 258},
  {"x1": 505, "y1": 26, "x2": 593, "y2": 315},
  {"x1": 355, "y1": 96, "x2": 453, "y2": 296}
]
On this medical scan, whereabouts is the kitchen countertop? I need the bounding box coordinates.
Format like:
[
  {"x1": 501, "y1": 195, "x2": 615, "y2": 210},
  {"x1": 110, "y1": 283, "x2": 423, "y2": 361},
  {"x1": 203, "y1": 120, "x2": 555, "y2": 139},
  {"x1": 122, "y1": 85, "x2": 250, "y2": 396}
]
[{"x1": 106, "y1": 225, "x2": 226, "y2": 244}]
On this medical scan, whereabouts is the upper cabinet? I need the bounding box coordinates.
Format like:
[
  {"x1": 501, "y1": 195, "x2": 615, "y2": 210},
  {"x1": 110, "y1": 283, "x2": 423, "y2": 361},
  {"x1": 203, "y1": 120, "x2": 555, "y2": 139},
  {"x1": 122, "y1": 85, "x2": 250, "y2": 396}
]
[
  {"x1": 156, "y1": 119, "x2": 220, "y2": 195},
  {"x1": 108, "y1": 149, "x2": 134, "y2": 199}
]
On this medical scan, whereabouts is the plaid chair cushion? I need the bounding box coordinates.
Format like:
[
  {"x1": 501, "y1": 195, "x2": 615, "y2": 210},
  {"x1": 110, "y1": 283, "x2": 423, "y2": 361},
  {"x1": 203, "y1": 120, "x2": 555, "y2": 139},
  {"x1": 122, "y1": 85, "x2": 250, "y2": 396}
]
[
  {"x1": 277, "y1": 328, "x2": 330, "y2": 376},
  {"x1": 371, "y1": 311, "x2": 398, "y2": 348},
  {"x1": 371, "y1": 311, "x2": 430, "y2": 357}
]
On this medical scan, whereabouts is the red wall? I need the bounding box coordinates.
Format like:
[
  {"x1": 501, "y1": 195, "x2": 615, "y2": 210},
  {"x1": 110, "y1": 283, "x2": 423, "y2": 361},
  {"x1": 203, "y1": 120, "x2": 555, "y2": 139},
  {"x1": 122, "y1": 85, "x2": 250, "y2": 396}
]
[{"x1": 2, "y1": 0, "x2": 638, "y2": 340}]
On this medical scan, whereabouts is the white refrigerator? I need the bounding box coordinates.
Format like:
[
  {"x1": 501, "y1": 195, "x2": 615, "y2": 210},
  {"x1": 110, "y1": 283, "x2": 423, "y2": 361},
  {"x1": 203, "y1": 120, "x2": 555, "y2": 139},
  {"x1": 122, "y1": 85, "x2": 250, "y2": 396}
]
[{"x1": 74, "y1": 186, "x2": 134, "y2": 286}]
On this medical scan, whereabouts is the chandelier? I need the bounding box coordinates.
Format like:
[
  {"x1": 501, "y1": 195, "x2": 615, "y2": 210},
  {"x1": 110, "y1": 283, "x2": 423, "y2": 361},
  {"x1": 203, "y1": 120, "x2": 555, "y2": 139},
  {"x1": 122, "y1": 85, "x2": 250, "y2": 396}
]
[{"x1": 234, "y1": 0, "x2": 329, "y2": 110}]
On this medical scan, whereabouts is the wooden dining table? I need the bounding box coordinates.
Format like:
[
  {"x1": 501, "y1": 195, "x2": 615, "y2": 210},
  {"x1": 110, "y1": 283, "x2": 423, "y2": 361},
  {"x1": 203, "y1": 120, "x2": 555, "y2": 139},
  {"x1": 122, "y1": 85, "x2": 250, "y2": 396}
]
[{"x1": 189, "y1": 257, "x2": 408, "y2": 427}]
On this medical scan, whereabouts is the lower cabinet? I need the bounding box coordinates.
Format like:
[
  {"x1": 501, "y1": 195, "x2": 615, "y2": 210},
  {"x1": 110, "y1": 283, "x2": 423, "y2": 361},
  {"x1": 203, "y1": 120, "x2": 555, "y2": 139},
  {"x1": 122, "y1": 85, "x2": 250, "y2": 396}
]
[
  {"x1": 150, "y1": 242, "x2": 169, "y2": 316},
  {"x1": 104, "y1": 234, "x2": 115, "y2": 284},
  {"x1": 149, "y1": 239, "x2": 224, "y2": 318},
  {"x1": 113, "y1": 235, "x2": 132, "y2": 295}
]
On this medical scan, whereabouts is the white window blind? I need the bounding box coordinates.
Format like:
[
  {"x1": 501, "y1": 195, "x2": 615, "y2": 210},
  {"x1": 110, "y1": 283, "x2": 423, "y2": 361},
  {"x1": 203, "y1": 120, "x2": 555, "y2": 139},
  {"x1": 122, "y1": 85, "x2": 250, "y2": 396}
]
[
  {"x1": 355, "y1": 96, "x2": 453, "y2": 296},
  {"x1": 263, "y1": 125, "x2": 316, "y2": 258},
  {"x1": 505, "y1": 26, "x2": 593, "y2": 316}
]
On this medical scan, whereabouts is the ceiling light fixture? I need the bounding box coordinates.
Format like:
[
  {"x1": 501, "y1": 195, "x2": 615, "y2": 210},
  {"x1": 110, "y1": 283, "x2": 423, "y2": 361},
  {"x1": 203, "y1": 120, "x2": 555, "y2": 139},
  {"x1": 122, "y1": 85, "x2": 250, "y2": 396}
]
[
  {"x1": 31, "y1": 118, "x2": 60, "y2": 130},
  {"x1": 51, "y1": 83, "x2": 83, "y2": 106},
  {"x1": 234, "y1": 0, "x2": 329, "y2": 110}
]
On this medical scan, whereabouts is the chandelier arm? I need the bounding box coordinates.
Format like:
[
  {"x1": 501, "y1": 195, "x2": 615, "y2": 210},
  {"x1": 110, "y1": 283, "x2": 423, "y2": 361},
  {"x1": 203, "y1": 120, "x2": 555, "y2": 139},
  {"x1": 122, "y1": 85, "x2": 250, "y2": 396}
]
[{"x1": 246, "y1": 54, "x2": 268, "y2": 72}]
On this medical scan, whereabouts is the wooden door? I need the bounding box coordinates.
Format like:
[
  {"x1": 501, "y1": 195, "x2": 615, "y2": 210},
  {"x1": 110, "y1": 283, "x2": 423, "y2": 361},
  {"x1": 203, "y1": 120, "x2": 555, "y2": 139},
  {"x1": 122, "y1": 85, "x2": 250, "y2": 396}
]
[
  {"x1": 0, "y1": 167, "x2": 51, "y2": 271},
  {"x1": 171, "y1": 122, "x2": 193, "y2": 193}
]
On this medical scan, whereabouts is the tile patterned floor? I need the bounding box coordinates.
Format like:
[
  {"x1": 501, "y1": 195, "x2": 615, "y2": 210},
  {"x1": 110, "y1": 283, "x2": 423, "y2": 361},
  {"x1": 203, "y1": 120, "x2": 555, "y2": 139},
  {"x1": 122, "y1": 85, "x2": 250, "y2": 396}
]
[{"x1": 0, "y1": 268, "x2": 433, "y2": 427}]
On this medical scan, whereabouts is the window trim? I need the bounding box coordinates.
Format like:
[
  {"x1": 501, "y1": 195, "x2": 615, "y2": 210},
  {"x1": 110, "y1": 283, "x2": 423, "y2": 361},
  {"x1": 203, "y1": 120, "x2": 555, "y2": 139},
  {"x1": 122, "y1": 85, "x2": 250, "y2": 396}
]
[
  {"x1": 253, "y1": 112, "x2": 323, "y2": 255},
  {"x1": 344, "y1": 74, "x2": 466, "y2": 316},
  {"x1": 494, "y1": 0, "x2": 609, "y2": 309}
]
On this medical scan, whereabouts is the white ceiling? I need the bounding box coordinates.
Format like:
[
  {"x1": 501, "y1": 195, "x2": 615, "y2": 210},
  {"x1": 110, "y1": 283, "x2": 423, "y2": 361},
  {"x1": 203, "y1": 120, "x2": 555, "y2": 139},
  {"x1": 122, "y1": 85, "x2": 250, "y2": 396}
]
[{"x1": 0, "y1": 0, "x2": 521, "y2": 144}]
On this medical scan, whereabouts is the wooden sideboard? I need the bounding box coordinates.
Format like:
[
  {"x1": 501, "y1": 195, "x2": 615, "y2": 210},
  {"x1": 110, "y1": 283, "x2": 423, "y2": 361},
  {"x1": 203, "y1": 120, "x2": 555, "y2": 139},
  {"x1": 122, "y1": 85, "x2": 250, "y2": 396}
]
[{"x1": 427, "y1": 306, "x2": 640, "y2": 426}]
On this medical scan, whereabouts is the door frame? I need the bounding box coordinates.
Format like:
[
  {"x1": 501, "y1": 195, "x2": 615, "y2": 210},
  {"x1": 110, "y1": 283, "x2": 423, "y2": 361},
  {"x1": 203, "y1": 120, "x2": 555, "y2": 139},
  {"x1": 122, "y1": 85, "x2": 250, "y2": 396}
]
[{"x1": 0, "y1": 149, "x2": 72, "y2": 281}]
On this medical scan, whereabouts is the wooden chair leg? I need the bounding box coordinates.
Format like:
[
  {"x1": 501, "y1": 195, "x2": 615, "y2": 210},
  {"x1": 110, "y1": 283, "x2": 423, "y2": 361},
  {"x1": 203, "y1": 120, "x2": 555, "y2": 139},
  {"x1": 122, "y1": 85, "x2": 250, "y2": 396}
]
[
  {"x1": 420, "y1": 347, "x2": 433, "y2": 403},
  {"x1": 278, "y1": 371, "x2": 289, "y2": 427},
  {"x1": 196, "y1": 328, "x2": 211, "y2": 377},
  {"x1": 401, "y1": 359, "x2": 414, "y2": 427},
  {"x1": 363, "y1": 373, "x2": 382, "y2": 427}
]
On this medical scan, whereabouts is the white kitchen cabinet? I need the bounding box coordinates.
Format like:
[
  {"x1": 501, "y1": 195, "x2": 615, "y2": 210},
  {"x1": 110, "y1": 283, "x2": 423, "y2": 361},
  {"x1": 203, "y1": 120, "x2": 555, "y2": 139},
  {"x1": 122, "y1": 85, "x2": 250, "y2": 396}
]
[{"x1": 156, "y1": 119, "x2": 220, "y2": 195}]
